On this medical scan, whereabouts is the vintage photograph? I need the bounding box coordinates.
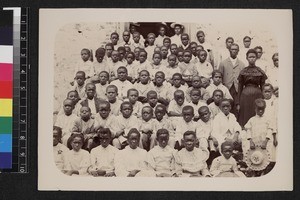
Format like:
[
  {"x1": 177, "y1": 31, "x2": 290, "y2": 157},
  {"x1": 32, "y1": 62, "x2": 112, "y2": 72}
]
[{"x1": 39, "y1": 9, "x2": 292, "y2": 190}]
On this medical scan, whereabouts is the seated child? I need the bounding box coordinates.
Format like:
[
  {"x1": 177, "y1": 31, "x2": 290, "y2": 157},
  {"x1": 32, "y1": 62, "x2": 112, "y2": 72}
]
[
  {"x1": 53, "y1": 126, "x2": 69, "y2": 171},
  {"x1": 186, "y1": 75, "x2": 210, "y2": 103},
  {"x1": 189, "y1": 42, "x2": 199, "y2": 64},
  {"x1": 93, "y1": 47, "x2": 109, "y2": 78},
  {"x1": 188, "y1": 88, "x2": 207, "y2": 120},
  {"x1": 71, "y1": 106, "x2": 96, "y2": 151},
  {"x1": 139, "y1": 106, "x2": 157, "y2": 151},
  {"x1": 117, "y1": 46, "x2": 127, "y2": 64},
  {"x1": 105, "y1": 85, "x2": 122, "y2": 116},
  {"x1": 170, "y1": 43, "x2": 178, "y2": 55},
  {"x1": 89, "y1": 128, "x2": 119, "y2": 177},
  {"x1": 160, "y1": 45, "x2": 169, "y2": 66},
  {"x1": 145, "y1": 33, "x2": 156, "y2": 62},
  {"x1": 206, "y1": 70, "x2": 232, "y2": 99},
  {"x1": 79, "y1": 83, "x2": 103, "y2": 117},
  {"x1": 210, "y1": 141, "x2": 245, "y2": 177},
  {"x1": 134, "y1": 70, "x2": 155, "y2": 103},
  {"x1": 147, "y1": 129, "x2": 177, "y2": 177},
  {"x1": 178, "y1": 50, "x2": 198, "y2": 87},
  {"x1": 153, "y1": 71, "x2": 170, "y2": 106},
  {"x1": 74, "y1": 48, "x2": 93, "y2": 80},
  {"x1": 208, "y1": 89, "x2": 223, "y2": 119},
  {"x1": 72, "y1": 71, "x2": 86, "y2": 99},
  {"x1": 110, "y1": 66, "x2": 133, "y2": 100},
  {"x1": 112, "y1": 102, "x2": 140, "y2": 149},
  {"x1": 149, "y1": 52, "x2": 164, "y2": 80},
  {"x1": 132, "y1": 31, "x2": 145, "y2": 49},
  {"x1": 165, "y1": 54, "x2": 181, "y2": 82},
  {"x1": 62, "y1": 134, "x2": 91, "y2": 176},
  {"x1": 125, "y1": 51, "x2": 138, "y2": 83},
  {"x1": 168, "y1": 73, "x2": 188, "y2": 101},
  {"x1": 108, "y1": 50, "x2": 123, "y2": 80},
  {"x1": 114, "y1": 128, "x2": 150, "y2": 177},
  {"x1": 55, "y1": 99, "x2": 78, "y2": 146},
  {"x1": 133, "y1": 47, "x2": 141, "y2": 65},
  {"x1": 143, "y1": 90, "x2": 159, "y2": 111},
  {"x1": 168, "y1": 89, "x2": 189, "y2": 118},
  {"x1": 175, "y1": 131, "x2": 210, "y2": 177},
  {"x1": 95, "y1": 71, "x2": 109, "y2": 100},
  {"x1": 124, "y1": 88, "x2": 143, "y2": 118},
  {"x1": 176, "y1": 48, "x2": 184, "y2": 64},
  {"x1": 136, "y1": 50, "x2": 152, "y2": 73},
  {"x1": 195, "y1": 49, "x2": 213, "y2": 79},
  {"x1": 163, "y1": 37, "x2": 171, "y2": 51}
]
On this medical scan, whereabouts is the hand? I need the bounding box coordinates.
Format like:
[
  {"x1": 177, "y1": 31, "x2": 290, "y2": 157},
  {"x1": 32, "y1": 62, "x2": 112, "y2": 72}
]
[
  {"x1": 96, "y1": 169, "x2": 106, "y2": 176},
  {"x1": 236, "y1": 104, "x2": 240, "y2": 112},
  {"x1": 261, "y1": 139, "x2": 268, "y2": 149},
  {"x1": 104, "y1": 172, "x2": 115, "y2": 177},
  {"x1": 250, "y1": 139, "x2": 256, "y2": 150},
  {"x1": 90, "y1": 170, "x2": 99, "y2": 177}
]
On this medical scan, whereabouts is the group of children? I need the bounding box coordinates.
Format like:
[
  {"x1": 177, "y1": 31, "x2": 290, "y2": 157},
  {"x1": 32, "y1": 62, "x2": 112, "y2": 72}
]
[{"x1": 53, "y1": 23, "x2": 278, "y2": 177}]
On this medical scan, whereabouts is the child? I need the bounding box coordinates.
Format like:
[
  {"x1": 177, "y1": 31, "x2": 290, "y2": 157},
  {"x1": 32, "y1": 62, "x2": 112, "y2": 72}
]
[
  {"x1": 160, "y1": 46, "x2": 169, "y2": 66},
  {"x1": 125, "y1": 51, "x2": 138, "y2": 83},
  {"x1": 155, "y1": 23, "x2": 168, "y2": 47},
  {"x1": 208, "y1": 89, "x2": 223, "y2": 118},
  {"x1": 186, "y1": 75, "x2": 210, "y2": 103},
  {"x1": 210, "y1": 141, "x2": 245, "y2": 177},
  {"x1": 137, "y1": 50, "x2": 152, "y2": 73},
  {"x1": 62, "y1": 134, "x2": 90, "y2": 176},
  {"x1": 112, "y1": 102, "x2": 140, "y2": 149},
  {"x1": 178, "y1": 50, "x2": 198, "y2": 86},
  {"x1": 170, "y1": 23, "x2": 183, "y2": 46},
  {"x1": 125, "y1": 88, "x2": 143, "y2": 118},
  {"x1": 145, "y1": 33, "x2": 156, "y2": 62},
  {"x1": 55, "y1": 99, "x2": 78, "y2": 146},
  {"x1": 188, "y1": 88, "x2": 207, "y2": 120},
  {"x1": 175, "y1": 131, "x2": 210, "y2": 177},
  {"x1": 168, "y1": 90, "x2": 188, "y2": 117},
  {"x1": 143, "y1": 90, "x2": 159, "y2": 111},
  {"x1": 95, "y1": 71, "x2": 109, "y2": 100},
  {"x1": 110, "y1": 32, "x2": 120, "y2": 50},
  {"x1": 195, "y1": 49, "x2": 213, "y2": 79},
  {"x1": 53, "y1": 126, "x2": 69, "y2": 171},
  {"x1": 132, "y1": 31, "x2": 145, "y2": 49},
  {"x1": 79, "y1": 83, "x2": 103, "y2": 116},
  {"x1": 105, "y1": 85, "x2": 122, "y2": 116},
  {"x1": 93, "y1": 47, "x2": 109, "y2": 77},
  {"x1": 104, "y1": 43, "x2": 114, "y2": 62},
  {"x1": 114, "y1": 128, "x2": 149, "y2": 177},
  {"x1": 153, "y1": 71, "x2": 170, "y2": 106},
  {"x1": 139, "y1": 106, "x2": 157, "y2": 151},
  {"x1": 133, "y1": 47, "x2": 141, "y2": 65},
  {"x1": 119, "y1": 30, "x2": 132, "y2": 49},
  {"x1": 176, "y1": 48, "x2": 184, "y2": 64},
  {"x1": 147, "y1": 129, "x2": 177, "y2": 177},
  {"x1": 165, "y1": 54, "x2": 181, "y2": 82},
  {"x1": 117, "y1": 46, "x2": 127, "y2": 64},
  {"x1": 89, "y1": 128, "x2": 119, "y2": 177},
  {"x1": 163, "y1": 37, "x2": 171, "y2": 51},
  {"x1": 196, "y1": 31, "x2": 214, "y2": 66},
  {"x1": 170, "y1": 43, "x2": 178, "y2": 55},
  {"x1": 72, "y1": 71, "x2": 86, "y2": 99},
  {"x1": 206, "y1": 70, "x2": 232, "y2": 99},
  {"x1": 110, "y1": 66, "x2": 133, "y2": 100},
  {"x1": 56, "y1": 90, "x2": 80, "y2": 116},
  {"x1": 71, "y1": 106, "x2": 96, "y2": 151},
  {"x1": 149, "y1": 52, "x2": 164, "y2": 80},
  {"x1": 180, "y1": 33, "x2": 190, "y2": 50},
  {"x1": 168, "y1": 73, "x2": 188, "y2": 101},
  {"x1": 108, "y1": 50, "x2": 123, "y2": 80},
  {"x1": 74, "y1": 48, "x2": 93, "y2": 80},
  {"x1": 134, "y1": 70, "x2": 154, "y2": 103},
  {"x1": 189, "y1": 42, "x2": 199, "y2": 64}
]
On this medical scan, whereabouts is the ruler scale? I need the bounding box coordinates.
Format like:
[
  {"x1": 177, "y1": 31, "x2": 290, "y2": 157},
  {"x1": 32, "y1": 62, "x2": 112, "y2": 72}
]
[{"x1": 1, "y1": 7, "x2": 29, "y2": 173}]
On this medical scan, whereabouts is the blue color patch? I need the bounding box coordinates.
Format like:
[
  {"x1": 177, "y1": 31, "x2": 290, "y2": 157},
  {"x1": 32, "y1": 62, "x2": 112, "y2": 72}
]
[{"x1": 0, "y1": 134, "x2": 12, "y2": 152}]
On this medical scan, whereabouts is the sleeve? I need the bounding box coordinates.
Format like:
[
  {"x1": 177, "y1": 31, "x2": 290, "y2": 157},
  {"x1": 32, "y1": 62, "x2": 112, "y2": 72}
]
[
  {"x1": 146, "y1": 150, "x2": 156, "y2": 171},
  {"x1": 201, "y1": 88, "x2": 210, "y2": 102},
  {"x1": 244, "y1": 118, "x2": 253, "y2": 140},
  {"x1": 71, "y1": 119, "x2": 81, "y2": 134},
  {"x1": 210, "y1": 157, "x2": 221, "y2": 176},
  {"x1": 174, "y1": 151, "x2": 183, "y2": 176},
  {"x1": 224, "y1": 86, "x2": 233, "y2": 99},
  {"x1": 201, "y1": 162, "x2": 211, "y2": 177},
  {"x1": 62, "y1": 152, "x2": 72, "y2": 171},
  {"x1": 231, "y1": 157, "x2": 239, "y2": 172},
  {"x1": 266, "y1": 119, "x2": 274, "y2": 139},
  {"x1": 78, "y1": 151, "x2": 91, "y2": 175},
  {"x1": 114, "y1": 151, "x2": 129, "y2": 177},
  {"x1": 170, "y1": 150, "x2": 177, "y2": 174},
  {"x1": 89, "y1": 149, "x2": 97, "y2": 171}
]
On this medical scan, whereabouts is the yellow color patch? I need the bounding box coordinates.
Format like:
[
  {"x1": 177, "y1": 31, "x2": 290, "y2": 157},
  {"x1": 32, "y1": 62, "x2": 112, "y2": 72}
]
[{"x1": 0, "y1": 99, "x2": 12, "y2": 116}]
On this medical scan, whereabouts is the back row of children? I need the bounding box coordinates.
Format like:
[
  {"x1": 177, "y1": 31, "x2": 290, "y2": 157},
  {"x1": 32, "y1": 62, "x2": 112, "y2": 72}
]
[{"x1": 54, "y1": 22, "x2": 278, "y2": 177}]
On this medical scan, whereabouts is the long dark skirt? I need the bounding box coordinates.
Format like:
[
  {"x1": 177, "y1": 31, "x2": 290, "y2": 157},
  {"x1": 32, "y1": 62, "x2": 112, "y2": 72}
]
[{"x1": 238, "y1": 86, "x2": 262, "y2": 127}]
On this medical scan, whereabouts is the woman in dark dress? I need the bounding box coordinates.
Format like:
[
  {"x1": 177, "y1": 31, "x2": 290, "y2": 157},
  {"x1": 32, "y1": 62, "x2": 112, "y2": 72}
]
[{"x1": 237, "y1": 49, "x2": 267, "y2": 127}]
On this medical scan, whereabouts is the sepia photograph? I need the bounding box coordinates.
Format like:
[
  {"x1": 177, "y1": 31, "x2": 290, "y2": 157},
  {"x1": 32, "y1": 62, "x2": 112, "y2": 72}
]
[{"x1": 39, "y1": 9, "x2": 293, "y2": 191}]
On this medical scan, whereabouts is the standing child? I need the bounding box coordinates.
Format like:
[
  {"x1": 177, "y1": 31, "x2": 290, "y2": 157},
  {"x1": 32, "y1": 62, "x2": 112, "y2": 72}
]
[
  {"x1": 176, "y1": 48, "x2": 184, "y2": 64},
  {"x1": 153, "y1": 71, "x2": 170, "y2": 106},
  {"x1": 89, "y1": 128, "x2": 118, "y2": 177},
  {"x1": 178, "y1": 50, "x2": 198, "y2": 87},
  {"x1": 195, "y1": 49, "x2": 213, "y2": 79},
  {"x1": 145, "y1": 33, "x2": 156, "y2": 62},
  {"x1": 125, "y1": 51, "x2": 138, "y2": 83},
  {"x1": 105, "y1": 85, "x2": 122, "y2": 116},
  {"x1": 189, "y1": 42, "x2": 199, "y2": 64},
  {"x1": 53, "y1": 126, "x2": 69, "y2": 171},
  {"x1": 175, "y1": 131, "x2": 210, "y2": 177},
  {"x1": 139, "y1": 106, "x2": 157, "y2": 151},
  {"x1": 93, "y1": 47, "x2": 109, "y2": 77},
  {"x1": 160, "y1": 45, "x2": 169, "y2": 66},
  {"x1": 147, "y1": 129, "x2": 177, "y2": 177},
  {"x1": 170, "y1": 23, "x2": 183, "y2": 46},
  {"x1": 180, "y1": 33, "x2": 190, "y2": 50},
  {"x1": 134, "y1": 70, "x2": 155, "y2": 103},
  {"x1": 132, "y1": 32, "x2": 145, "y2": 49},
  {"x1": 74, "y1": 48, "x2": 93, "y2": 80},
  {"x1": 155, "y1": 23, "x2": 168, "y2": 47},
  {"x1": 125, "y1": 88, "x2": 143, "y2": 118},
  {"x1": 208, "y1": 89, "x2": 223, "y2": 119},
  {"x1": 62, "y1": 134, "x2": 90, "y2": 176},
  {"x1": 110, "y1": 66, "x2": 133, "y2": 100},
  {"x1": 206, "y1": 70, "x2": 232, "y2": 99},
  {"x1": 110, "y1": 32, "x2": 120, "y2": 50},
  {"x1": 95, "y1": 71, "x2": 109, "y2": 100}
]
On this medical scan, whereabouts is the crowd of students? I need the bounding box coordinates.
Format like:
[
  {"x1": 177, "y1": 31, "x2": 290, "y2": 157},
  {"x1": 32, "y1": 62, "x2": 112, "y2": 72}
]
[{"x1": 53, "y1": 22, "x2": 278, "y2": 177}]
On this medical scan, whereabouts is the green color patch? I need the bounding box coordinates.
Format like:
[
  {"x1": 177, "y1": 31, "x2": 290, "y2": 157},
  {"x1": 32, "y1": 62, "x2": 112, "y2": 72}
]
[{"x1": 0, "y1": 117, "x2": 12, "y2": 134}]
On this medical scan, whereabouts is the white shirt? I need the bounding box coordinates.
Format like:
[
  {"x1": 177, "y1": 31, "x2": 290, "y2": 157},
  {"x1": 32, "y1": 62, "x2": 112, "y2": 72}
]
[
  {"x1": 87, "y1": 98, "x2": 97, "y2": 115},
  {"x1": 206, "y1": 83, "x2": 233, "y2": 99},
  {"x1": 89, "y1": 145, "x2": 118, "y2": 173},
  {"x1": 64, "y1": 149, "x2": 91, "y2": 175},
  {"x1": 174, "y1": 119, "x2": 197, "y2": 142},
  {"x1": 53, "y1": 143, "x2": 69, "y2": 171},
  {"x1": 110, "y1": 79, "x2": 133, "y2": 100}
]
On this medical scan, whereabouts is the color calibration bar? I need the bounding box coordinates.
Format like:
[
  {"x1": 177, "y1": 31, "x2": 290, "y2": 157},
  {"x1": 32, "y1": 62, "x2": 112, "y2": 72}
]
[{"x1": 0, "y1": 10, "x2": 13, "y2": 169}]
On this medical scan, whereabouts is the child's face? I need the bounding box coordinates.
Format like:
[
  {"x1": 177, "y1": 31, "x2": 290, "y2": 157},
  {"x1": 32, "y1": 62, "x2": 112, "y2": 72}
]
[
  {"x1": 68, "y1": 91, "x2": 79, "y2": 103},
  {"x1": 155, "y1": 107, "x2": 166, "y2": 121},
  {"x1": 159, "y1": 27, "x2": 166, "y2": 36},
  {"x1": 213, "y1": 91, "x2": 223, "y2": 105},
  {"x1": 121, "y1": 104, "x2": 133, "y2": 118},
  {"x1": 199, "y1": 108, "x2": 211, "y2": 123},
  {"x1": 128, "y1": 91, "x2": 138, "y2": 104},
  {"x1": 126, "y1": 54, "x2": 134, "y2": 64},
  {"x1": 154, "y1": 48, "x2": 161, "y2": 54},
  {"x1": 163, "y1": 39, "x2": 171, "y2": 48},
  {"x1": 157, "y1": 133, "x2": 169, "y2": 148},
  {"x1": 99, "y1": 133, "x2": 111, "y2": 148},
  {"x1": 118, "y1": 49, "x2": 125, "y2": 61},
  {"x1": 220, "y1": 101, "x2": 231, "y2": 115},
  {"x1": 127, "y1": 132, "x2": 139, "y2": 149},
  {"x1": 71, "y1": 136, "x2": 83, "y2": 152},
  {"x1": 222, "y1": 145, "x2": 233, "y2": 159},
  {"x1": 110, "y1": 34, "x2": 119, "y2": 45},
  {"x1": 197, "y1": 32, "x2": 205, "y2": 43},
  {"x1": 80, "y1": 107, "x2": 91, "y2": 121},
  {"x1": 213, "y1": 73, "x2": 222, "y2": 86},
  {"x1": 111, "y1": 51, "x2": 120, "y2": 63},
  {"x1": 183, "y1": 52, "x2": 192, "y2": 63},
  {"x1": 86, "y1": 84, "x2": 96, "y2": 99},
  {"x1": 105, "y1": 46, "x2": 113, "y2": 57},
  {"x1": 192, "y1": 77, "x2": 201, "y2": 88},
  {"x1": 106, "y1": 88, "x2": 117, "y2": 101},
  {"x1": 168, "y1": 56, "x2": 176, "y2": 67},
  {"x1": 155, "y1": 72, "x2": 165, "y2": 86},
  {"x1": 142, "y1": 107, "x2": 153, "y2": 122},
  {"x1": 99, "y1": 104, "x2": 110, "y2": 119},
  {"x1": 196, "y1": 46, "x2": 204, "y2": 54},
  {"x1": 229, "y1": 45, "x2": 239, "y2": 59},
  {"x1": 133, "y1": 33, "x2": 140, "y2": 43},
  {"x1": 190, "y1": 90, "x2": 201, "y2": 103},
  {"x1": 63, "y1": 100, "x2": 74, "y2": 115},
  {"x1": 190, "y1": 44, "x2": 197, "y2": 55},
  {"x1": 147, "y1": 34, "x2": 155, "y2": 45},
  {"x1": 173, "y1": 75, "x2": 182, "y2": 87},
  {"x1": 139, "y1": 71, "x2": 150, "y2": 84},
  {"x1": 198, "y1": 51, "x2": 207, "y2": 63},
  {"x1": 177, "y1": 52, "x2": 184, "y2": 62},
  {"x1": 262, "y1": 86, "x2": 273, "y2": 100},
  {"x1": 181, "y1": 35, "x2": 189, "y2": 46},
  {"x1": 139, "y1": 52, "x2": 147, "y2": 63},
  {"x1": 148, "y1": 93, "x2": 158, "y2": 107},
  {"x1": 124, "y1": 46, "x2": 131, "y2": 53},
  {"x1": 76, "y1": 73, "x2": 86, "y2": 86},
  {"x1": 243, "y1": 38, "x2": 251, "y2": 48},
  {"x1": 160, "y1": 47, "x2": 168, "y2": 57},
  {"x1": 226, "y1": 39, "x2": 234, "y2": 49},
  {"x1": 152, "y1": 54, "x2": 162, "y2": 65},
  {"x1": 170, "y1": 45, "x2": 177, "y2": 55},
  {"x1": 273, "y1": 54, "x2": 279, "y2": 67},
  {"x1": 201, "y1": 77, "x2": 210, "y2": 88},
  {"x1": 183, "y1": 134, "x2": 196, "y2": 152},
  {"x1": 182, "y1": 108, "x2": 194, "y2": 123},
  {"x1": 174, "y1": 26, "x2": 182, "y2": 35},
  {"x1": 256, "y1": 107, "x2": 265, "y2": 117},
  {"x1": 134, "y1": 48, "x2": 140, "y2": 60},
  {"x1": 81, "y1": 50, "x2": 89, "y2": 62},
  {"x1": 53, "y1": 130, "x2": 61, "y2": 146},
  {"x1": 96, "y1": 53, "x2": 105, "y2": 63},
  {"x1": 174, "y1": 92, "x2": 184, "y2": 106},
  {"x1": 255, "y1": 48, "x2": 263, "y2": 59},
  {"x1": 117, "y1": 68, "x2": 128, "y2": 81},
  {"x1": 247, "y1": 52, "x2": 257, "y2": 65},
  {"x1": 123, "y1": 31, "x2": 130, "y2": 42},
  {"x1": 99, "y1": 72, "x2": 108, "y2": 85}
]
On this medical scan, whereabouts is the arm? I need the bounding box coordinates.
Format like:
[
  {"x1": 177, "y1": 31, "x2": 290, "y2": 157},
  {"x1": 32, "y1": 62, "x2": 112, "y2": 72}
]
[
  {"x1": 209, "y1": 157, "x2": 221, "y2": 176},
  {"x1": 174, "y1": 151, "x2": 183, "y2": 176},
  {"x1": 114, "y1": 152, "x2": 129, "y2": 177},
  {"x1": 78, "y1": 151, "x2": 91, "y2": 175}
]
